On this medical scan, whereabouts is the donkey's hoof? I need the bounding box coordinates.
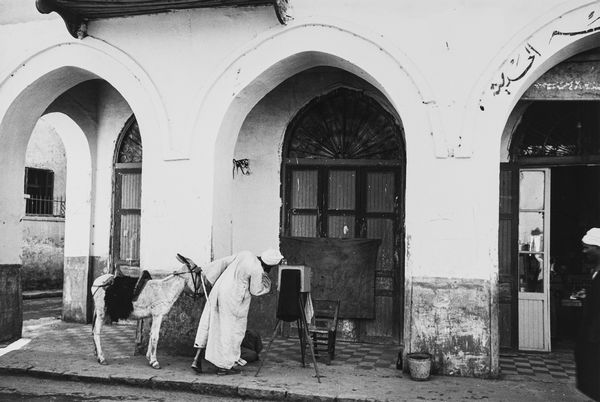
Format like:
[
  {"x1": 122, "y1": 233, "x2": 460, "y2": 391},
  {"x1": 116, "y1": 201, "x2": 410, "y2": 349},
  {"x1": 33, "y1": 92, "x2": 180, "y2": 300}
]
[
  {"x1": 150, "y1": 361, "x2": 161, "y2": 369},
  {"x1": 98, "y1": 359, "x2": 108, "y2": 365}
]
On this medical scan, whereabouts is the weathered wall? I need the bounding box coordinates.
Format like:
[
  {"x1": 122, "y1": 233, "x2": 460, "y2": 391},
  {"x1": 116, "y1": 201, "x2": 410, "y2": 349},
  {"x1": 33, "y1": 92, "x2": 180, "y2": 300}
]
[
  {"x1": 25, "y1": 117, "x2": 67, "y2": 199},
  {"x1": 20, "y1": 216, "x2": 64, "y2": 290},
  {"x1": 409, "y1": 277, "x2": 490, "y2": 377},
  {"x1": 0, "y1": 265, "x2": 22, "y2": 341},
  {"x1": 21, "y1": 117, "x2": 67, "y2": 291}
]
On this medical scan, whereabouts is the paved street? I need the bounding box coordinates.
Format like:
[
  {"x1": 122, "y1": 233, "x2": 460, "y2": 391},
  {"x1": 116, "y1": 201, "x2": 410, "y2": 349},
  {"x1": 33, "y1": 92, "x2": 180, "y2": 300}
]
[
  {"x1": 0, "y1": 297, "x2": 588, "y2": 401},
  {"x1": 0, "y1": 318, "x2": 591, "y2": 401},
  {"x1": 22, "y1": 295, "x2": 62, "y2": 321},
  {"x1": 0, "y1": 374, "x2": 262, "y2": 401}
]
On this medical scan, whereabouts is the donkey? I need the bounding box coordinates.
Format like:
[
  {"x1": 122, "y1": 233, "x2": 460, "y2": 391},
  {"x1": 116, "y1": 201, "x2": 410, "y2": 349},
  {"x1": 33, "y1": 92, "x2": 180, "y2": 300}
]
[{"x1": 91, "y1": 254, "x2": 203, "y2": 369}]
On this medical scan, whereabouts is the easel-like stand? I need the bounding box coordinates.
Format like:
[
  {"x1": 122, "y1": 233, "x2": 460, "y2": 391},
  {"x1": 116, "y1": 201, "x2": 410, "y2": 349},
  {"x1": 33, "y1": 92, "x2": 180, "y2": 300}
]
[{"x1": 255, "y1": 293, "x2": 321, "y2": 382}]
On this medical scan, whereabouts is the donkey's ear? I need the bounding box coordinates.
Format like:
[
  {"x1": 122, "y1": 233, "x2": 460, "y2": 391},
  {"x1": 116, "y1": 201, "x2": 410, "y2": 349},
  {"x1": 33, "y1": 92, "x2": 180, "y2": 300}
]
[{"x1": 176, "y1": 253, "x2": 189, "y2": 266}]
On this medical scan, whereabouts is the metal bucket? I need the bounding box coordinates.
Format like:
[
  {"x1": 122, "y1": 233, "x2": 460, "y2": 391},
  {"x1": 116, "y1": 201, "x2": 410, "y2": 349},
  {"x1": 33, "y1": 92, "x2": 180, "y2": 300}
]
[{"x1": 407, "y1": 352, "x2": 432, "y2": 381}]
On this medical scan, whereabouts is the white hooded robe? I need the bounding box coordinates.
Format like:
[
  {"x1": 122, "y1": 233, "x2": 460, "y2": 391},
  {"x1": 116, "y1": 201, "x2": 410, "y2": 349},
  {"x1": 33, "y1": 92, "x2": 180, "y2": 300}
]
[{"x1": 194, "y1": 250, "x2": 271, "y2": 369}]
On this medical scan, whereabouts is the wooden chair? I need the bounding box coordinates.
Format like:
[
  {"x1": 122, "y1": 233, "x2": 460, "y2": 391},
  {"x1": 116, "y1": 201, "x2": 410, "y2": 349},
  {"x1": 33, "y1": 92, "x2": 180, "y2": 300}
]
[{"x1": 307, "y1": 299, "x2": 340, "y2": 365}]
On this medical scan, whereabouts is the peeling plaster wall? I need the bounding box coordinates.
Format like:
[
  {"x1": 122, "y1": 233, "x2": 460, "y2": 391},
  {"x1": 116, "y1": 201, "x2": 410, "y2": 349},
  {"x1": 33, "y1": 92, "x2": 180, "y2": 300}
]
[
  {"x1": 410, "y1": 277, "x2": 490, "y2": 377},
  {"x1": 21, "y1": 217, "x2": 64, "y2": 290}
]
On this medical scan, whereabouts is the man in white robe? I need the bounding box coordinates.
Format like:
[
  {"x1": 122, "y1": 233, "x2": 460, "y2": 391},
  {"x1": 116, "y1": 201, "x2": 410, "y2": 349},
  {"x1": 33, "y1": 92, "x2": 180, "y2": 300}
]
[{"x1": 191, "y1": 248, "x2": 283, "y2": 375}]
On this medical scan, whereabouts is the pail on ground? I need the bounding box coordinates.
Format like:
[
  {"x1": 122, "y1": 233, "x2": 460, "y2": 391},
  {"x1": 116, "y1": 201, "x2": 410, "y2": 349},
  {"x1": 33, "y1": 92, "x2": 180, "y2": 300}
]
[{"x1": 406, "y1": 352, "x2": 432, "y2": 381}]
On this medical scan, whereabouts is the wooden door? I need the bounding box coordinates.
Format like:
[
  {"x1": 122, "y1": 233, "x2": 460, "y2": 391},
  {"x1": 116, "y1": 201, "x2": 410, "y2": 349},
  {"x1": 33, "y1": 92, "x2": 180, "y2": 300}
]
[
  {"x1": 281, "y1": 88, "x2": 405, "y2": 344},
  {"x1": 498, "y1": 163, "x2": 518, "y2": 349},
  {"x1": 285, "y1": 164, "x2": 402, "y2": 342},
  {"x1": 363, "y1": 170, "x2": 401, "y2": 340},
  {"x1": 111, "y1": 164, "x2": 141, "y2": 275},
  {"x1": 517, "y1": 168, "x2": 551, "y2": 351}
]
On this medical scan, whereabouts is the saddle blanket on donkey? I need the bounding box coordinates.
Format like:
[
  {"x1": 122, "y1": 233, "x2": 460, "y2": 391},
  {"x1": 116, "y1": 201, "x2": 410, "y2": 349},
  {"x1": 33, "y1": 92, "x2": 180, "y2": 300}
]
[{"x1": 94, "y1": 270, "x2": 152, "y2": 322}]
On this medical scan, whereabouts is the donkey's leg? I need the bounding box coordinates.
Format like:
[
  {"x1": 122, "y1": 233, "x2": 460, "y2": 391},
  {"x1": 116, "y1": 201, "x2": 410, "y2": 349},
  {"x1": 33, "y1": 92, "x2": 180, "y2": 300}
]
[
  {"x1": 147, "y1": 314, "x2": 163, "y2": 369},
  {"x1": 92, "y1": 308, "x2": 107, "y2": 365}
]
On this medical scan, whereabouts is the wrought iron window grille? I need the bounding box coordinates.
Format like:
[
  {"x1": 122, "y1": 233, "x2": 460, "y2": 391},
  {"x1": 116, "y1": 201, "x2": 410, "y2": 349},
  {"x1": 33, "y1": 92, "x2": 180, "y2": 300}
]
[{"x1": 24, "y1": 195, "x2": 66, "y2": 217}]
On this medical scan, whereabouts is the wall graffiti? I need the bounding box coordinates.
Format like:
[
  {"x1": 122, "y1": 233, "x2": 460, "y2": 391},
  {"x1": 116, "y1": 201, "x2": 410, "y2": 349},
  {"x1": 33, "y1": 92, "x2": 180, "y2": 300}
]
[
  {"x1": 490, "y1": 43, "x2": 541, "y2": 96},
  {"x1": 551, "y1": 10, "x2": 600, "y2": 40},
  {"x1": 488, "y1": 7, "x2": 600, "y2": 99}
]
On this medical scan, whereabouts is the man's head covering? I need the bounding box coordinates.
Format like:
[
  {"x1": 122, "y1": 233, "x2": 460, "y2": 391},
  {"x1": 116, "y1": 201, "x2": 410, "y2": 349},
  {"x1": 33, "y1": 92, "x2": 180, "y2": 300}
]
[
  {"x1": 261, "y1": 248, "x2": 284, "y2": 266},
  {"x1": 582, "y1": 228, "x2": 600, "y2": 247}
]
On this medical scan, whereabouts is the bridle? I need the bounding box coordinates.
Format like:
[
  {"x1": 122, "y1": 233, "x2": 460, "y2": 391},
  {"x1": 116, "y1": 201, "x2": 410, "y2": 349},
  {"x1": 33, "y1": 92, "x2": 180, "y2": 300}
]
[{"x1": 172, "y1": 264, "x2": 203, "y2": 298}]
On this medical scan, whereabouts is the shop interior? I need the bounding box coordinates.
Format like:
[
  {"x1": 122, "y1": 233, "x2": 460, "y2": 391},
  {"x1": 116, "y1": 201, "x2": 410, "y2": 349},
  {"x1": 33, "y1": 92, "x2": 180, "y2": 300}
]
[{"x1": 549, "y1": 166, "x2": 600, "y2": 345}]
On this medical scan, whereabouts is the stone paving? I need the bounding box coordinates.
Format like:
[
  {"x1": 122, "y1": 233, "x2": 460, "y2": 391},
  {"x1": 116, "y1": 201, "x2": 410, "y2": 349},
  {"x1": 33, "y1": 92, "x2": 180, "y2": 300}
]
[{"x1": 0, "y1": 318, "x2": 589, "y2": 401}]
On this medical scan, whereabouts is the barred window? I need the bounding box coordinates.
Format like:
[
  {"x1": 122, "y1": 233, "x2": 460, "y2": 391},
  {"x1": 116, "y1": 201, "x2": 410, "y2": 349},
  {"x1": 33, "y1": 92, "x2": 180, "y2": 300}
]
[{"x1": 24, "y1": 167, "x2": 54, "y2": 215}]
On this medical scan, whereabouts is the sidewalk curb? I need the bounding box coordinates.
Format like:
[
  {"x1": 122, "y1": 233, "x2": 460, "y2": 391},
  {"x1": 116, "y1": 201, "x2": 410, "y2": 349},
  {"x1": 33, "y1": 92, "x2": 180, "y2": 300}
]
[
  {"x1": 0, "y1": 366, "x2": 369, "y2": 401},
  {"x1": 23, "y1": 290, "x2": 62, "y2": 300}
]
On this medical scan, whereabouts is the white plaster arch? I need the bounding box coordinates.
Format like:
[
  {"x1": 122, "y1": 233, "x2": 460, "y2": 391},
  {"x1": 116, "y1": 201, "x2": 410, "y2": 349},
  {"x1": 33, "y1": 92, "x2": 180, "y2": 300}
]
[
  {"x1": 186, "y1": 18, "x2": 443, "y2": 258},
  {"x1": 40, "y1": 113, "x2": 93, "y2": 260},
  {"x1": 0, "y1": 38, "x2": 169, "y2": 161},
  {"x1": 462, "y1": 0, "x2": 600, "y2": 158},
  {"x1": 0, "y1": 39, "x2": 168, "y2": 268},
  {"x1": 188, "y1": 17, "x2": 443, "y2": 160}
]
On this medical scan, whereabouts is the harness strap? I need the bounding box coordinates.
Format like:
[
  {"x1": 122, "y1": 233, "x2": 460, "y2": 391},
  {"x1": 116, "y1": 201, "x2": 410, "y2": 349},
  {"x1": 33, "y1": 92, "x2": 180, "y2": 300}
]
[{"x1": 172, "y1": 265, "x2": 204, "y2": 298}]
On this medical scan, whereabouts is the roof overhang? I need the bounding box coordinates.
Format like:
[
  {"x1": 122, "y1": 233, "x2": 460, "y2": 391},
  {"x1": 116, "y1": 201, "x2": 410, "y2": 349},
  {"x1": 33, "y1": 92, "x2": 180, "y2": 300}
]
[{"x1": 36, "y1": 0, "x2": 293, "y2": 38}]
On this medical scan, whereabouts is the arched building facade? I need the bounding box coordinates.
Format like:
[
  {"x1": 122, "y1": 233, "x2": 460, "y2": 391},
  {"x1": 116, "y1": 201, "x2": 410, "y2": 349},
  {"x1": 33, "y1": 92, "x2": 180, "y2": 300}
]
[{"x1": 3, "y1": 0, "x2": 600, "y2": 377}]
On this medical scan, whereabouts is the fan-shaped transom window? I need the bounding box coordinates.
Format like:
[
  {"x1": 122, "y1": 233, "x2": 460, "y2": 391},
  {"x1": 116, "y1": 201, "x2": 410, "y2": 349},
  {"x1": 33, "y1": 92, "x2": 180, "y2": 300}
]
[
  {"x1": 285, "y1": 88, "x2": 404, "y2": 160},
  {"x1": 116, "y1": 116, "x2": 142, "y2": 164},
  {"x1": 510, "y1": 101, "x2": 600, "y2": 160}
]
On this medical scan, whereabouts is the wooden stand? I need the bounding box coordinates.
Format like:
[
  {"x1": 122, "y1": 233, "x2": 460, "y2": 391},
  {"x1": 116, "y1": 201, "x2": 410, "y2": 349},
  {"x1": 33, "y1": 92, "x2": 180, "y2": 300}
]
[{"x1": 255, "y1": 293, "x2": 321, "y2": 382}]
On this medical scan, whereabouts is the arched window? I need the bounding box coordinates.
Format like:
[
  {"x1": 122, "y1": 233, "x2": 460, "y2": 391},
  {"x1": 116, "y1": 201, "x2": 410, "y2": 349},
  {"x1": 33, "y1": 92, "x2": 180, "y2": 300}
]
[
  {"x1": 510, "y1": 101, "x2": 600, "y2": 161},
  {"x1": 112, "y1": 115, "x2": 142, "y2": 274},
  {"x1": 282, "y1": 88, "x2": 404, "y2": 239},
  {"x1": 116, "y1": 117, "x2": 142, "y2": 163},
  {"x1": 285, "y1": 88, "x2": 404, "y2": 160}
]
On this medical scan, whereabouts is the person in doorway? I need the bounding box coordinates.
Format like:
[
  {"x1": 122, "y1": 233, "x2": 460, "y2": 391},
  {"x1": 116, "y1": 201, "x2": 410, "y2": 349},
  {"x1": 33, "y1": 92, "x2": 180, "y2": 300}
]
[
  {"x1": 575, "y1": 228, "x2": 600, "y2": 401},
  {"x1": 191, "y1": 248, "x2": 284, "y2": 375}
]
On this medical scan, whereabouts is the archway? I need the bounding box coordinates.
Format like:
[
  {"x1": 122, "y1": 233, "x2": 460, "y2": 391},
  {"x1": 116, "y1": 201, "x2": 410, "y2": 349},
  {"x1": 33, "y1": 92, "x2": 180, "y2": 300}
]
[
  {"x1": 188, "y1": 21, "x2": 438, "y2": 349},
  {"x1": 225, "y1": 64, "x2": 407, "y2": 344},
  {"x1": 280, "y1": 86, "x2": 405, "y2": 343},
  {"x1": 0, "y1": 40, "x2": 166, "y2": 339},
  {"x1": 497, "y1": 43, "x2": 600, "y2": 351},
  {"x1": 19, "y1": 112, "x2": 92, "y2": 324}
]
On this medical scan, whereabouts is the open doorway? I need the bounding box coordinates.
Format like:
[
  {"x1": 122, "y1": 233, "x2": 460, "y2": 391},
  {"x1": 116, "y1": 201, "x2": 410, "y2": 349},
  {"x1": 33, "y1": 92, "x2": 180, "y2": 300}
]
[
  {"x1": 499, "y1": 100, "x2": 600, "y2": 352},
  {"x1": 550, "y1": 166, "x2": 600, "y2": 348},
  {"x1": 21, "y1": 116, "x2": 66, "y2": 322}
]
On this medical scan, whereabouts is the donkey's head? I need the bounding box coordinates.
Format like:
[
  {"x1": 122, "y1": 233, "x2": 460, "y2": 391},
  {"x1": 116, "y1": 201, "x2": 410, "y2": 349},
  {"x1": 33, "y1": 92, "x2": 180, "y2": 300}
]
[{"x1": 175, "y1": 254, "x2": 206, "y2": 298}]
